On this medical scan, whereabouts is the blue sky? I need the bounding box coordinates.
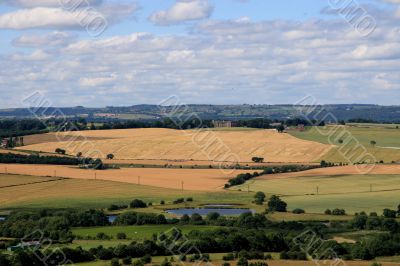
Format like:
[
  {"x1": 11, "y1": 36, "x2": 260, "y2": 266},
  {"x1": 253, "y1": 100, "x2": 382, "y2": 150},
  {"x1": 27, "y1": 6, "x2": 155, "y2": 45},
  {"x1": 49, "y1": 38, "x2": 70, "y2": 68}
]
[{"x1": 0, "y1": 0, "x2": 399, "y2": 107}]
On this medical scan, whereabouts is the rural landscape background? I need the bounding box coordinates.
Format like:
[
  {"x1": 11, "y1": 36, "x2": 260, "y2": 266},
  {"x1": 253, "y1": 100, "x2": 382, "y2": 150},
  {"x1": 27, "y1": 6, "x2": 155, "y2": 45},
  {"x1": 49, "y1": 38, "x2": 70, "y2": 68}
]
[{"x1": 1, "y1": 0, "x2": 400, "y2": 266}]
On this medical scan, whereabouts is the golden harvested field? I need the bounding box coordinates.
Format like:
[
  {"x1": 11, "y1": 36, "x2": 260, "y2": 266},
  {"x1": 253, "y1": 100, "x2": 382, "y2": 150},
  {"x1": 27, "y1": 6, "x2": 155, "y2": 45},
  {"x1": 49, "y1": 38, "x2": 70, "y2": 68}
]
[
  {"x1": 18, "y1": 128, "x2": 332, "y2": 163},
  {"x1": 0, "y1": 174, "x2": 58, "y2": 188},
  {"x1": 255, "y1": 164, "x2": 400, "y2": 180},
  {"x1": 0, "y1": 163, "x2": 254, "y2": 191}
]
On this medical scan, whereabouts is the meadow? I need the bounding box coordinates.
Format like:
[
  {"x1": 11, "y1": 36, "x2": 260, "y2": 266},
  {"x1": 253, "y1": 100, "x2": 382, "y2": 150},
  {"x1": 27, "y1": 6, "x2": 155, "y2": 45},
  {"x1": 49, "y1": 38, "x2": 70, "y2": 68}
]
[
  {"x1": 234, "y1": 173, "x2": 400, "y2": 213},
  {"x1": 289, "y1": 124, "x2": 400, "y2": 163}
]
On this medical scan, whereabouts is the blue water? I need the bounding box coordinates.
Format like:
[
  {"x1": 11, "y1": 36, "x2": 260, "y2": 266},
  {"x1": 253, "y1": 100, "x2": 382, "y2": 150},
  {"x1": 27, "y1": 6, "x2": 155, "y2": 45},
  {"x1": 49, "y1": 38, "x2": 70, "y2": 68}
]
[
  {"x1": 107, "y1": 215, "x2": 117, "y2": 223},
  {"x1": 165, "y1": 208, "x2": 254, "y2": 216},
  {"x1": 0, "y1": 217, "x2": 5, "y2": 221}
]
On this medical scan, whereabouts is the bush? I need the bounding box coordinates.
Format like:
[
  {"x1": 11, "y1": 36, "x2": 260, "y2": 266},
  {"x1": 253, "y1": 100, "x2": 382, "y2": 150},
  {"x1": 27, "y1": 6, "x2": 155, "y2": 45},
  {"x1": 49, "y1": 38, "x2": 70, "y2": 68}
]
[
  {"x1": 130, "y1": 199, "x2": 147, "y2": 209},
  {"x1": 173, "y1": 198, "x2": 185, "y2": 204},
  {"x1": 325, "y1": 209, "x2": 332, "y2": 215},
  {"x1": 160, "y1": 258, "x2": 171, "y2": 266},
  {"x1": 116, "y1": 232, "x2": 127, "y2": 240},
  {"x1": 111, "y1": 258, "x2": 120, "y2": 266},
  {"x1": 249, "y1": 263, "x2": 268, "y2": 266},
  {"x1": 122, "y1": 257, "x2": 132, "y2": 265},
  {"x1": 383, "y1": 208, "x2": 397, "y2": 218},
  {"x1": 186, "y1": 197, "x2": 193, "y2": 202},
  {"x1": 292, "y1": 208, "x2": 305, "y2": 214},
  {"x1": 222, "y1": 263, "x2": 231, "y2": 266},
  {"x1": 237, "y1": 257, "x2": 248, "y2": 266},
  {"x1": 332, "y1": 208, "x2": 346, "y2": 216},
  {"x1": 222, "y1": 253, "x2": 235, "y2": 261},
  {"x1": 160, "y1": 200, "x2": 165, "y2": 205}
]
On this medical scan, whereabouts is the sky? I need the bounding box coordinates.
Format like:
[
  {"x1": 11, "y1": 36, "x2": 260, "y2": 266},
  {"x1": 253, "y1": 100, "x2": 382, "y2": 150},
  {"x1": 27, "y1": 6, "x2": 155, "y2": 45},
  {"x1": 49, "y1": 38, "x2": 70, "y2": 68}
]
[{"x1": 0, "y1": 0, "x2": 399, "y2": 107}]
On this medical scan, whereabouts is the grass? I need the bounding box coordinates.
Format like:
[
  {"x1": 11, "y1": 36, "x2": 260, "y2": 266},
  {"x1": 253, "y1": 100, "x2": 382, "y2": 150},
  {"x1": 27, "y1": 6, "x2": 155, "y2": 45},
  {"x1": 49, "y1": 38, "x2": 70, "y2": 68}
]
[
  {"x1": 234, "y1": 174, "x2": 400, "y2": 214},
  {"x1": 289, "y1": 125, "x2": 400, "y2": 163},
  {"x1": 72, "y1": 225, "x2": 221, "y2": 240}
]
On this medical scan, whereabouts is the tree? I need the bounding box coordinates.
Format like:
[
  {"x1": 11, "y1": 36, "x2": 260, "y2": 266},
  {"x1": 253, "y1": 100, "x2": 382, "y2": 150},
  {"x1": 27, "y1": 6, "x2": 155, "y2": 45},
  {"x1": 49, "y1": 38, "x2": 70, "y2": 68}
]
[
  {"x1": 251, "y1": 157, "x2": 264, "y2": 163},
  {"x1": 237, "y1": 257, "x2": 248, "y2": 266},
  {"x1": 338, "y1": 139, "x2": 343, "y2": 144},
  {"x1": 254, "y1": 191, "x2": 266, "y2": 205},
  {"x1": 370, "y1": 140, "x2": 377, "y2": 147},
  {"x1": 129, "y1": 199, "x2": 147, "y2": 208},
  {"x1": 111, "y1": 258, "x2": 120, "y2": 266},
  {"x1": 55, "y1": 148, "x2": 66, "y2": 155},
  {"x1": 383, "y1": 208, "x2": 397, "y2": 218},
  {"x1": 107, "y1": 153, "x2": 115, "y2": 160},
  {"x1": 76, "y1": 152, "x2": 82, "y2": 158},
  {"x1": 277, "y1": 124, "x2": 285, "y2": 133},
  {"x1": 267, "y1": 195, "x2": 287, "y2": 212}
]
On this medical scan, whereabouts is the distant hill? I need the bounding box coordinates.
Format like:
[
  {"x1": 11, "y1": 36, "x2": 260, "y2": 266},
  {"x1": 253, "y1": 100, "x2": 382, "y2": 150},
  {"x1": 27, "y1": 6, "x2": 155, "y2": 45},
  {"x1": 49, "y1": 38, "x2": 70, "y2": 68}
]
[{"x1": 1, "y1": 104, "x2": 400, "y2": 123}]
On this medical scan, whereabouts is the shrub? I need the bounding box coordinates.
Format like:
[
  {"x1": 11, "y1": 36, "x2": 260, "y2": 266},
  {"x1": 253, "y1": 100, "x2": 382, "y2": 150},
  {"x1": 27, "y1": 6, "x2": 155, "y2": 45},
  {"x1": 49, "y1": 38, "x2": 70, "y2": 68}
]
[
  {"x1": 111, "y1": 258, "x2": 120, "y2": 266},
  {"x1": 325, "y1": 209, "x2": 332, "y2": 215},
  {"x1": 161, "y1": 258, "x2": 171, "y2": 266},
  {"x1": 173, "y1": 198, "x2": 185, "y2": 204},
  {"x1": 222, "y1": 253, "x2": 235, "y2": 261},
  {"x1": 122, "y1": 257, "x2": 132, "y2": 265},
  {"x1": 130, "y1": 199, "x2": 147, "y2": 209},
  {"x1": 160, "y1": 200, "x2": 165, "y2": 205},
  {"x1": 116, "y1": 232, "x2": 127, "y2": 240},
  {"x1": 186, "y1": 197, "x2": 193, "y2": 202},
  {"x1": 332, "y1": 208, "x2": 346, "y2": 216},
  {"x1": 237, "y1": 257, "x2": 248, "y2": 266},
  {"x1": 292, "y1": 208, "x2": 305, "y2": 214},
  {"x1": 222, "y1": 263, "x2": 231, "y2": 266},
  {"x1": 383, "y1": 208, "x2": 397, "y2": 218}
]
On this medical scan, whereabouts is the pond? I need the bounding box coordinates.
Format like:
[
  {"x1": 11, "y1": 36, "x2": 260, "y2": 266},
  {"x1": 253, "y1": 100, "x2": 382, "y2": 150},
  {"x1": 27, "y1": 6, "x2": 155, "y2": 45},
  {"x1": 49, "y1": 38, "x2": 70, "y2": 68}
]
[
  {"x1": 0, "y1": 217, "x2": 5, "y2": 221},
  {"x1": 165, "y1": 208, "x2": 254, "y2": 216},
  {"x1": 107, "y1": 215, "x2": 118, "y2": 223}
]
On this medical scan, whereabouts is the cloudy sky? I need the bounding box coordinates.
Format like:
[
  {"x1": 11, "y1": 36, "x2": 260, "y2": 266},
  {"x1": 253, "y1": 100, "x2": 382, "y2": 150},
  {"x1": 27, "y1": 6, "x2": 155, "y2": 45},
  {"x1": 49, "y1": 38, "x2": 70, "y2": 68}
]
[{"x1": 0, "y1": 0, "x2": 399, "y2": 107}]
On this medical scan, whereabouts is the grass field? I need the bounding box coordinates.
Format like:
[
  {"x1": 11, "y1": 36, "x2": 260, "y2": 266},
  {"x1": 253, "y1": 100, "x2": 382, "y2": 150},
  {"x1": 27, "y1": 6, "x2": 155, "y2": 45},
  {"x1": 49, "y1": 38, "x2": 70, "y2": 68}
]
[
  {"x1": 18, "y1": 128, "x2": 332, "y2": 163},
  {"x1": 234, "y1": 173, "x2": 400, "y2": 213},
  {"x1": 72, "y1": 225, "x2": 221, "y2": 240},
  {"x1": 290, "y1": 125, "x2": 400, "y2": 163}
]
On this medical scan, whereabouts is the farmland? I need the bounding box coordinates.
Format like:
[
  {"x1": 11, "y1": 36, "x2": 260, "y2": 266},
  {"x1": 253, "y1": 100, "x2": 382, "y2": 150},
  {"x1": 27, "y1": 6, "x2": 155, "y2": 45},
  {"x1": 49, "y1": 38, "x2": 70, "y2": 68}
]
[
  {"x1": 290, "y1": 125, "x2": 400, "y2": 163},
  {"x1": 0, "y1": 163, "x2": 255, "y2": 191},
  {"x1": 18, "y1": 128, "x2": 332, "y2": 163}
]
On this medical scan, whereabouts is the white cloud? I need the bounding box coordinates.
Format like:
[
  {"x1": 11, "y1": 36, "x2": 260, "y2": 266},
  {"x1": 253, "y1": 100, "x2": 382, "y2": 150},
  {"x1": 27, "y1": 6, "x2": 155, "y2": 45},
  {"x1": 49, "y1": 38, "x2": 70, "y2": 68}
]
[
  {"x1": 1, "y1": 0, "x2": 102, "y2": 8},
  {"x1": 13, "y1": 31, "x2": 76, "y2": 47},
  {"x1": 149, "y1": 0, "x2": 213, "y2": 25},
  {"x1": 0, "y1": 2, "x2": 137, "y2": 30}
]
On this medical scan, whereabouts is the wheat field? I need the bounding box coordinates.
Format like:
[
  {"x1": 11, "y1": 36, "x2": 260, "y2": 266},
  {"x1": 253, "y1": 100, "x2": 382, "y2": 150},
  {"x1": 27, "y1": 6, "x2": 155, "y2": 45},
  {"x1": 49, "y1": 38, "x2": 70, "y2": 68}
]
[{"x1": 19, "y1": 128, "x2": 332, "y2": 163}]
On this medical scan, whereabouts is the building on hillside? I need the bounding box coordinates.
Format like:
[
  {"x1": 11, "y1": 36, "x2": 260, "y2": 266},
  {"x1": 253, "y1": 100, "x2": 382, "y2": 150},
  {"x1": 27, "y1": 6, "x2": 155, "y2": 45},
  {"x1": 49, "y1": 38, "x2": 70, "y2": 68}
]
[
  {"x1": 7, "y1": 241, "x2": 41, "y2": 252},
  {"x1": 1, "y1": 139, "x2": 8, "y2": 148},
  {"x1": 212, "y1": 120, "x2": 235, "y2": 128},
  {"x1": 297, "y1": 124, "x2": 305, "y2": 131}
]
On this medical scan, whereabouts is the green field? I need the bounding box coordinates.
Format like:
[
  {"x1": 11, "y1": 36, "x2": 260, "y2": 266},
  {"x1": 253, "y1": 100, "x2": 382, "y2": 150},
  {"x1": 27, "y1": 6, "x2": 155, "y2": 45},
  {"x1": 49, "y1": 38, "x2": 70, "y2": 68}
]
[
  {"x1": 234, "y1": 174, "x2": 400, "y2": 214},
  {"x1": 72, "y1": 225, "x2": 221, "y2": 240},
  {"x1": 289, "y1": 125, "x2": 400, "y2": 163}
]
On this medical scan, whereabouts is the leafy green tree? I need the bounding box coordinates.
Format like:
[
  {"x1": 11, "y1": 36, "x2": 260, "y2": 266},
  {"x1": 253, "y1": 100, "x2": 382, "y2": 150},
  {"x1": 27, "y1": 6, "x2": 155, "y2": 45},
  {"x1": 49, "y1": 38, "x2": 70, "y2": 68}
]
[
  {"x1": 237, "y1": 257, "x2": 248, "y2": 266},
  {"x1": 254, "y1": 191, "x2": 266, "y2": 205},
  {"x1": 107, "y1": 154, "x2": 115, "y2": 159},
  {"x1": 129, "y1": 199, "x2": 147, "y2": 208},
  {"x1": 110, "y1": 258, "x2": 120, "y2": 266},
  {"x1": 267, "y1": 195, "x2": 287, "y2": 212}
]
